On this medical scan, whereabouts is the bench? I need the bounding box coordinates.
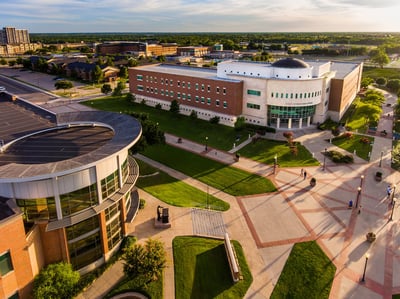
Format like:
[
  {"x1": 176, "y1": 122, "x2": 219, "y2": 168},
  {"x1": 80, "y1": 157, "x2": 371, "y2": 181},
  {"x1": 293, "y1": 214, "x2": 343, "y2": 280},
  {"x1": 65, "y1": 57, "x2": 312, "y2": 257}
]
[{"x1": 224, "y1": 233, "x2": 242, "y2": 283}]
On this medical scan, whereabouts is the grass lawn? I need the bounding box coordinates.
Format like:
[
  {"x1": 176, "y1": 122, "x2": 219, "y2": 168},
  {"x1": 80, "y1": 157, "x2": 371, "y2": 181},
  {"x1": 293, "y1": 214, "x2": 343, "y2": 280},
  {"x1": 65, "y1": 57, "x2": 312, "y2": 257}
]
[
  {"x1": 332, "y1": 134, "x2": 374, "y2": 161},
  {"x1": 104, "y1": 271, "x2": 162, "y2": 299},
  {"x1": 135, "y1": 159, "x2": 229, "y2": 211},
  {"x1": 82, "y1": 97, "x2": 250, "y2": 151},
  {"x1": 363, "y1": 66, "x2": 400, "y2": 80},
  {"x1": 342, "y1": 99, "x2": 382, "y2": 132},
  {"x1": 238, "y1": 139, "x2": 319, "y2": 167},
  {"x1": 141, "y1": 144, "x2": 276, "y2": 196},
  {"x1": 270, "y1": 241, "x2": 336, "y2": 299},
  {"x1": 173, "y1": 236, "x2": 253, "y2": 299}
]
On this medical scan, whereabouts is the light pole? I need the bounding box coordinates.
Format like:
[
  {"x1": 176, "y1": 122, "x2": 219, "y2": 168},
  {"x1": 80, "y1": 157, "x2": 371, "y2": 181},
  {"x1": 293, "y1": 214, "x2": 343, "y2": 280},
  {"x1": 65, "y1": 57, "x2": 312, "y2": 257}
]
[
  {"x1": 355, "y1": 186, "x2": 361, "y2": 208},
  {"x1": 391, "y1": 185, "x2": 397, "y2": 205},
  {"x1": 361, "y1": 253, "x2": 369, "y2": 282},
  {"x1": 323, "y1": 148, "x2": 327, "y2": 171},
  {"x1": 205, "y1": 136, "x2": 208, "y2": 151},
  {"x1": 274, "y1": 154, "x2": 277, "y2": 174},
  {"x1": 360, "y1": 175, "x2": 364, "y2": 188},
  {"x1": 389, "y1": 198, "x2": 396, "y2": 221},
  {"x1": 379, "y1": 151, "x2": 383, "y2": 167}
]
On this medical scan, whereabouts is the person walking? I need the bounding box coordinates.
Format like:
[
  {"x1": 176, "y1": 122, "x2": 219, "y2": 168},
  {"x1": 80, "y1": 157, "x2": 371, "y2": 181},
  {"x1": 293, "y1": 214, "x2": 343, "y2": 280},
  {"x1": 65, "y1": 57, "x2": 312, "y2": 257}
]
[
  {"x1": 387, "y1": 185, "x2": 392, "y2": 198},
  {"x1": 303, "y1": 170, "x2": 307, "y2": 180},
  {"x1": 358, "y1": 205, "x2": 362, "y2": 214},
  {"x1": 300, "y1": 168, "x2": 304, "y2": 177}
]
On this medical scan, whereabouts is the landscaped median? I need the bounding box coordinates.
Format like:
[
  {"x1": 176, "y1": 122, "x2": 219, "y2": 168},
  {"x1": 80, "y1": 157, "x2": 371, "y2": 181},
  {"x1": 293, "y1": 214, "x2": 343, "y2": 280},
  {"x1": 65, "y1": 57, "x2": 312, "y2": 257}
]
[{"x1": 141, "y1": 144, "x2": 276, "y2": 196}]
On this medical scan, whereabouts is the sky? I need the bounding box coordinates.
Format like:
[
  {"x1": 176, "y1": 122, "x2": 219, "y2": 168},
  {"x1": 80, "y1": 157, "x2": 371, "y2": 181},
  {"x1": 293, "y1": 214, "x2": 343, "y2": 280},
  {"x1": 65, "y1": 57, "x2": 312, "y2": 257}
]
[{"x1": 1, "y1": 0, "x2": 400, "y2": 33}]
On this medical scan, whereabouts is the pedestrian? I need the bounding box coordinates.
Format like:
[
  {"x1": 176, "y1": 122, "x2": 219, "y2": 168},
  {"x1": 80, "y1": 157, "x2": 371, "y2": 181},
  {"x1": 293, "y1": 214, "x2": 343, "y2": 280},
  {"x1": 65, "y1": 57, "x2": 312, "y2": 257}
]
[
  {"x1": 300, "y1": 168, "x2": 304, "y2": 177},
  {"x1": 387, "y1": 185, "x2": 392, "y2": 198},
  {"x1": 303, "y1": 170, "x2": 307, "y2": 180},
  {"x1": 358, "y1": 205, "x2": 362, "y2": 214}
]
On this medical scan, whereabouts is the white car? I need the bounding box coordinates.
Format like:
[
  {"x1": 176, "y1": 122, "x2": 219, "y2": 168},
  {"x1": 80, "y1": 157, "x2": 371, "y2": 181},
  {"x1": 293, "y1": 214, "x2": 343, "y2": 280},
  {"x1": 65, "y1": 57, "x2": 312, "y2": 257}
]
[{"x1": 0, "y1": 86, "x2": 5, "y2": 92}]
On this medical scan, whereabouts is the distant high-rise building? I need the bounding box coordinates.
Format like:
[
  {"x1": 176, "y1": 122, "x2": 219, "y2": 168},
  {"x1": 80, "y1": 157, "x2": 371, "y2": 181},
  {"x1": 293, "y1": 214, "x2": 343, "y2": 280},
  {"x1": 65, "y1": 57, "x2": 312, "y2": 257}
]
[{"x1": 0, "y1": 26, "x2": 30, "y2": 45}]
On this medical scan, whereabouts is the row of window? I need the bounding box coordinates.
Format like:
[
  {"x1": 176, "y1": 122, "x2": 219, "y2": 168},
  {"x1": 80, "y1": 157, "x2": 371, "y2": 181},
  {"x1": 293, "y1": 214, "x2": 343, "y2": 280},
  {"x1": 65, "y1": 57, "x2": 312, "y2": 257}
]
[
  {"x1": 247, "y1": 103, "x2": 261, "y2": 110},
  {"x1": 136, "y1": 74, "x2": 227, "y2": 94},
  {"x1": 271, "y1": 90, "x2": 322, "y2": 100},
  {"x1": 16, "y1": 159, "x2": 130, "y2": 222},
  {"x1": 137, "y1": 85, "x2": 229, "y2": 108},
  {"x1": 268, "y1": 105, "x2": 316, "y2": 119}
]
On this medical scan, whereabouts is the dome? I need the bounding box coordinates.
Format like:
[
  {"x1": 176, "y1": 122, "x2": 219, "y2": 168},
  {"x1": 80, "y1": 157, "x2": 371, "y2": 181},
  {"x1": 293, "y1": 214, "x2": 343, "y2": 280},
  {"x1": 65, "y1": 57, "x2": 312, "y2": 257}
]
[{"x1": 272, "y1": 58, "x2": 309, "y2": 69}]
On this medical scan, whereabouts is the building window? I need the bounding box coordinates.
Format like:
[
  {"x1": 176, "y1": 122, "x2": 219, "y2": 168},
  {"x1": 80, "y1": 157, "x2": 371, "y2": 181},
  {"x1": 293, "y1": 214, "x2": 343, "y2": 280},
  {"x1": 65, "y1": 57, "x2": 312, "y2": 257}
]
[
  {"x1": 177, "y1": 81, "x2": 180, "y2": 87},
  {"x1": 107, "y1": 215, "x2": 122, "y2": 250},
  {"x1": 187, "y1": 94, "x2": 191, "y2": 101},
  {"x1": 182, "y1": 93, "x2": 186, "y2": 100},
  {"x1": 154, "y1": 88, "x2": 158, "y2": 94},
  {"x1": 66, "y1": 216, "x2": 99, "y2": 240},
  {"x1": 177, "y1": 92, "x2": 181, "y2": 99},
  {"x1": 207, "y1": 98, "x2": 211, "y2": 105},
  {"x1": 170, "y1": 91, "x2": 174, "y2": 97},
  {"x1": 121, "y1": 158, "x2": 129, "y2": 183},
  {"x1": 207, "y1": 85, "x2": 210, "y2": 92},
  {"x1": 182, "y1": 82, "x2": 185, "y2": 88},
  {"x1": 61, "y1": 183, "x2": 98, "y2": 217},
  {"x1": 195, "y1": 83, "x2": 199, "y2": 90},
  {"x1": 276, "y1": 92, "x2": 279, "y2": 98},
  {"x1": 201, "y1": 97, "x2": 205, "y2": 104},
  {"x1": 187, "y1": 82, "x2": 191, "y2": 89},
  {"x1": 201, "y1": 84, "x2": 205, "y2": 91},
  {"x1": 223, "y1": 88, "x2": 226, "y2": 95},
  {"x1": 68, "y1": 229, "x2": 102, "y2": 270},
  {"x1": 195, "y1": 96, "x2": 199, "y2": 102},
  {"x1": 216, "y1": 86, "x2": 220, "y2": 93},
  {"x1": 136, "y1": 75, "x2": 143, "y2": 81},
  {"x1": 16, "y1": 196, "x2": 57, "y2": 222},
  {"x1": 0, "y1": 251, "x2": 13, "y2": 276},
  {"x1": 247, "y1": 103, "x2": 261, "y2": 110},
  {"x1": 247, "y1": 89, "x2": 261, "y2": 96},
  {"x1": 165, "y1": 79, "x2": 169, "y2": 85},
  {"x1": 271, "y1": 92, "x2": 274, "y2": 98},
  {"x1": 170, "y1": 80, "x2": 173, "y2": 86},
  {"x1": 161, "y1": 78, "x2": 164, "y2": 85},
  {"x1": 223, "y1": 101, "x2": 227, "y2": 108},
  {"x1": 101, "y1": 170, "x2": 119, "y2": 199},
  {"x1": 286, "y1": 93, "x2": 288, "y2": 98},
  {"x1": 216, "y1": 99, "x2": 220, "y2": 107}
]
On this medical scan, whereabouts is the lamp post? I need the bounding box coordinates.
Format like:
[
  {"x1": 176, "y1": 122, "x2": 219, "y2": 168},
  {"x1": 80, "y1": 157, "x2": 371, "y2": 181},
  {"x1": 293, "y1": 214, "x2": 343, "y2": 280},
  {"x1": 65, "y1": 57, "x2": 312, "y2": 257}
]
[
  {"x1": 389, "y1": 198, "x2": 396, "y2": 221},
  {"x1": 379, "y1": 151, "x2": 383, "y2": 167},
  {"x1": 392, "y1": 185, "x2": 397, "y2": 205},
  {"x1": 355, "y1": 186, "x2": 361, "y2": 208},
  {"x1": 361, "y1": 253, "x2": 370, "y2": 282},
  {"x1": 205, "y1": 136, "x2": 208, "y2": 151},
  {"x1": 323, "y1": 148, "x2": 327, "y2": 171},
  {"x1": 274, "y1": 154, "x2": 277, "y2": 174},
  {"x1": 360, "y1": 175, "x2": 364, "y2": 188}
]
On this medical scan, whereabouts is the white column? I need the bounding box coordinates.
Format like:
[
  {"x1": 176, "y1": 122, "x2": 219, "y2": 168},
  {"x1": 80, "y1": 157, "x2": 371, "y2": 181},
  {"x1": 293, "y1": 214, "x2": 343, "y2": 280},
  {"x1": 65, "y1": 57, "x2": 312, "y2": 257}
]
[
  {"x1": 276, "y1": 118, "x2": 280, "y2": 129},
  {"x1": 299, "y1": 118, "x2": 303, "y2": 128},
  {"x1": 307, "y1": 116, "x2": 311, "y2": 126},
  {"x1": 52, "y1": 177, "x2": 62, "y2": 220},
  {"x1": 288, "y1": 118, "x2": 292, "y2": 129}
]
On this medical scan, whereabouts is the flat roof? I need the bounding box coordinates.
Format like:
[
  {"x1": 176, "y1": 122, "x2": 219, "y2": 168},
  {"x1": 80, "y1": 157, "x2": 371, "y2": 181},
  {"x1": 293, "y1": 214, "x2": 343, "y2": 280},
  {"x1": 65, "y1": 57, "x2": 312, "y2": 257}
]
[
  {"x1": 0, "y1": 99, "x2": 142, "y2": 180},
  {"x1": 132, "y1": 64, "x2": 241, "y2": 83}
]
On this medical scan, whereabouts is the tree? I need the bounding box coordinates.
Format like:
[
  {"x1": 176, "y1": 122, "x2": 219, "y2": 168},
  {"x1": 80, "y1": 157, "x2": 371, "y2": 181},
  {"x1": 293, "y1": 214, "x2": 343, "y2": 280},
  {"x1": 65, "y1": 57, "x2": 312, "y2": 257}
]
[
  {"x1": 234, "y1": 116, "x2": 246, "y2": 131},
  {"x1": 123, "y1": 238, "x2": 166, "y2": 284},
  {"x1": 92, "y1": 65, "x2": 103, "y2": 84},
  {"x1": 119, "y1": 66, "x2": 128, "y2": 79},
  {"x1": 101, "y1": 83, "x2": 112, "y2": 95},
  {"x1": 370, "y1": 49, "x2": 390, "y2": 68},
  {"x1": 55, "y1": 80, "x2": 73, "y2": 93},
  {"x1": 361, "y1": 77, "x2": 374, "y2": 89},
  {"x1": 376, "y1": 77, "x2": 387, "y2": 86},
  {"x1": 126, "y1": 93, "x2": 135, "y2": 102},
  {"x1": 387, "y1": 79, "x2": 400, "y2": 94},
  {"x1": 170, "y1": 99, "x2": 180, "y2": 115},
  {"x1": 33, "y1": 262, "x2": 80, "y2": 299},
  {"x1": 112, "y1": 81, "x2": 126, "y2": 96}
]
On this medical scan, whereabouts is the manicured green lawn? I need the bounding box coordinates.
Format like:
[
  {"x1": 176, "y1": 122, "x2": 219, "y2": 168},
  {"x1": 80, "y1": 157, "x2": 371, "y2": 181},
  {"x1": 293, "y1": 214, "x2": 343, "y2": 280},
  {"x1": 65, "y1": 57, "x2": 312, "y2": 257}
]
[
  {"x1": 82, "y1": 97, "x2": 250, "y2": 151},
  {"x1": 141, "y1": 144, "x2": 276, "y2": 196},
  {"x1": 332, "y1": 134, "x2": 374, "y2": 161},
  {"x1": 238, "y1": 139, "x2": 319, "y2": 167},
  {"x1": 270, "y1": 241, "x2": 336, "y2": 299},
  {"x1": 104, "y1": 270, "x2": 163, "y2": 299},
  {"x1": 173, "y1": 236, "x2": 252, "y2": 299},
  {"x1": 343, "y1": 99, "x2": 382, "y2": 132},
  {"x1": 136, "y1": 159, "x2": 229, "y2": 211}
]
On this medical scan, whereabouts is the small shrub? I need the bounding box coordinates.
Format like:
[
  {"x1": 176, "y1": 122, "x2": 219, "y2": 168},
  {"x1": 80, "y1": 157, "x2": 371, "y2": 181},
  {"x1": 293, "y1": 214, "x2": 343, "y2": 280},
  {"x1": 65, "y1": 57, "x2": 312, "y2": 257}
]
[
  {"x1": 190, "y1": 110, "x2": 198, "y2": 120},
  {"x1": 343, "y1": 132, "x2": 353, "y2": 139},
  {"x1": 139, "y1": 198, "x2": 146, "y2": 209},
  {"x1": 360, "y1": 137, "x2": 370, "y2": 144},
  {"x1": 209, "y1": 116, "x2": 220, "y2": 124},
  {"x1": 141, "y1": 99, "x2": 146, "y2": 105},
  {"x1": 332, "y1": 127, "x2": 340, "y2": 136},
  {"x1": 155, "y1": 103, "x2": 162, "y2": 109}
]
